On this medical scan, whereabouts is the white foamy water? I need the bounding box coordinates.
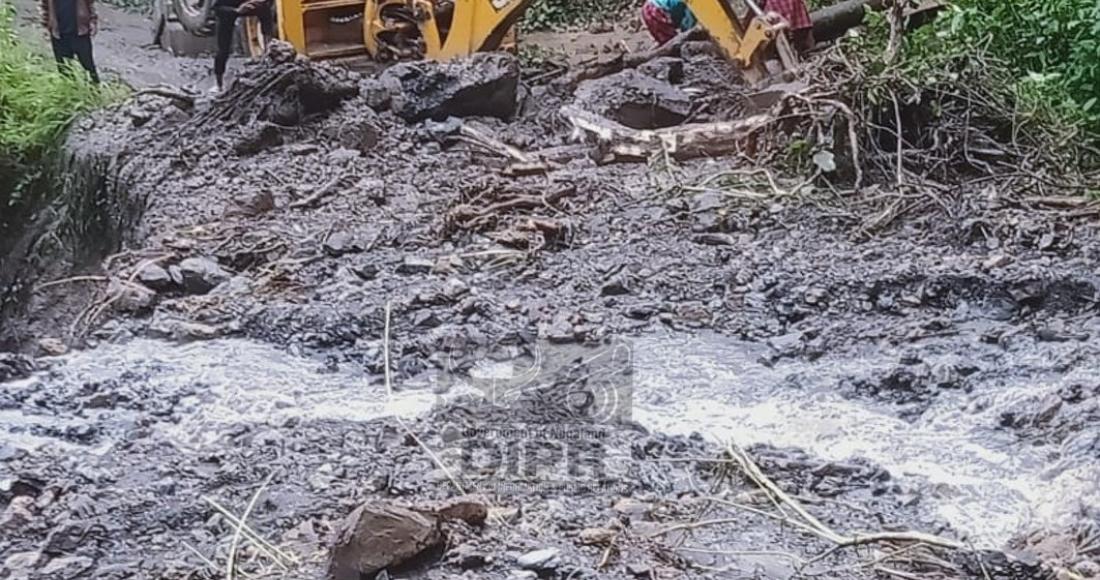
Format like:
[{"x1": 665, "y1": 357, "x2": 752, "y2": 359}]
[{"x1": 631, "y1": 333, "x2": 1100, "y2": 548}]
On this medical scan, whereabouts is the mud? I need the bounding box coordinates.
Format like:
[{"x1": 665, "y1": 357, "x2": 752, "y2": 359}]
[{"x1": 2, "y1": 24, "x2": 1100, "y2": 580}]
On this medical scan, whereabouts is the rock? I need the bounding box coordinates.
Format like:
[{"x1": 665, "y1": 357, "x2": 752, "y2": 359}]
[
  {"x1": 612, "y1": 498, "x2": 653, "y2": 520},
  {"x1": 37, "y1": 556, "x2": 93, "y2": 579},
  {"x1": 446, "y1": 545, "x2": 491, "y2": 569},
  {"x1": 0, "y1": 496, "x2": 34, "y2": 531},
  {"x1": 359, "y1": 76, "x2": 399, "y2": 111},
  {"x1": 320, "y1": 108, "x2": 380, "y2": 154},
  {"x1": 637, "y1": 56, "x2": 684, "y2": 84},
  {"x1": 983, "y1": 254, "x2": 1011, "y2": 270},
  {"x1": 108, "y1": 279, "x2": 156, "y2": 312},
  {"x1": 626, "y1": 562, "x2": 653, "y2": 578},
  {"x1": 0, "y1": 355, "x2": 34, "y2": 383},
  {"x1": 3, "y1": 551, "x2": 40, "y2": 574},
  {"x1": 578, "y1": 527, "x2": 617, "y2": 546},
  {"x1": 1076, "y1": 560, "x2": 1100, "y2": 577},
  {"x1": 383, "y1": 53, "x2": 520, "y2": 122},
  {"x1": 396, "y1": 257, "x2": 435, "y2": 275},
  {"x1": 428, "y1": 495, "x2": 488, "y2": 525},
  {"x1": 601, "y1": 277, "x2": 630, "y2": 296},
  {"x1": 507, "y1": 572, "x2": 538, "y2": 580},
  {"x1": 516, "y1": 548, "x2": 561, "y2": 571},
  {"x1": 147, "y1": 314, "x2": 225, "y2": 341},
  {"x1": 36, "y1": 338, "x2": 67, "y2": 357},
  {"x1": 177, "y1": 257, "x2": 231, "y2": 294},
  {"x1": 329, "y1": 503, "x2": 443, "y2": 580},
  {"x1": 443, "y1": 278, "x2": 469, "y2": 300},
  {"x1": 574, "y1": 70, "x2": 691, "y2": 129},
  {"x1": 137, "y1": 263, "x2": 175, "y2": 292},
  {"x1": 233, "y1": 121, "x2": 283, "y2": 156},
  {"x1": 323, "y1": 232, "x2": 363, "y2": 257}
]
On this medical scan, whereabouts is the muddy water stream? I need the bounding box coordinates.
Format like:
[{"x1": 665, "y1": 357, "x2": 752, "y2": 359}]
[{"x1": 3, "y1": 332, "x2": 1096, "y2": 552}]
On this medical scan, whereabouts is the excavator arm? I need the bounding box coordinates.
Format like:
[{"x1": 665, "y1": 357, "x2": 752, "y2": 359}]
[{"x1": 685, "y1": 0, "x2": 798, "y2": 84}]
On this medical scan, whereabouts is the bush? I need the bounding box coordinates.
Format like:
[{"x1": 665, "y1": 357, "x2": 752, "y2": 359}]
[
  {"x1": 895, "y1": 0, "x2": 1100, "y2": 136},
  {"x1": 522, "y1": 0, "x2": 635, "y2": 31}
]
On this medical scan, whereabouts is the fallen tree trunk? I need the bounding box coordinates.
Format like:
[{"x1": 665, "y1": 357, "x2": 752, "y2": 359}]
[
  {"x1": 562, "y1": 105, "x2": 771, "y2": 163},
  {"x1": 812, "y1": 0, "x2": 943, "y2": 42}
]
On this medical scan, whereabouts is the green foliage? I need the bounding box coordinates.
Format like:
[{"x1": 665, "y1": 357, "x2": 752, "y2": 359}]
[
  {"x1": 0, "y1": 1, "x2": 122, "y2": 163},
  {"x1": 847, "y1": 0, "x2": 1100, "y2": 137},
  {"x1": 521, "y1": 0, "x2": 635, "y2": 31}
]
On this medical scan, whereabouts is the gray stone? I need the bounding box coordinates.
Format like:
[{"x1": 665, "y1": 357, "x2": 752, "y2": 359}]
[
  {"x1": 177, "y1": 257, "x2": 231, "y2": 294},
  {"x1": 575, "y1": 70, "x2": 692, "y2": 129},
  {"x1": 358, "y1": 76, "x2": 399, "y2": 111},
  {"x1": 0, "y1": 353, "x2": 35, "y2": 381},
  {"x1": 328, "y1": 503, "x2": 442, "y2": 580},
  {"x1": 37, "y1": 556, "x2": 93, "y2": 579},
  {"x1": 137, "y1": 263, "x2": 175, "y2": 291},
  {"x1": 108, "y1": 279, "x2": 156, "y2": 313},
  {"x1": 323, "y1": 232, "x2": 363, "y2": 257},
  {"x1": 516, "y1": 548, "x2": 561, "y2": 571},
  {"x1": 637, "y1": 56, "x2": 684, "y2": 84},
  {"x1": 3, "y1": 551, "x2": 40, "y2": 573},
  {"x1": 382, "y1": 53, "x2": 520, "y2": 122},
  {"x1": 396, "y1": 257, "x2": 435, "y2": 275}
]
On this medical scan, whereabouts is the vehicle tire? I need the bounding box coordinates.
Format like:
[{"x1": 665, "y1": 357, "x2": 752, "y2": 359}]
[{"x1": 173, "y1": 0, "x2": 216, "y2": 36}]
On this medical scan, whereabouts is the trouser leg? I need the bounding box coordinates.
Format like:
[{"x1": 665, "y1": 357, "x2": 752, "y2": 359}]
[
  {"x1": 51, "y1": 36, "x2": 75, "y2": 75},
  {"x1": 214, "y1": 10, "x2": 237, "y2": 85},
  {"x1": 70, "y1": 35, "x2": 100, "y2": 83}
]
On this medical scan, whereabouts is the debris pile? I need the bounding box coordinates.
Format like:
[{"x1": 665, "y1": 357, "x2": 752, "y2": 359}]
[{"x1": 2, "y1": 33, "x2": 1100, "y2": 580}]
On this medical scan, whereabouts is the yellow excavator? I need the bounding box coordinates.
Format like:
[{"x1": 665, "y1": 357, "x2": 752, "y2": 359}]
[{"x1": 171, "y1": 0, "x2": 797, "y2": 83}]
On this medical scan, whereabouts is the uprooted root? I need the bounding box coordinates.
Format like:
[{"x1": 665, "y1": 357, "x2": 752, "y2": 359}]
[{"x1": 187, "y1": 41, "x2": 360, "y2": 130}]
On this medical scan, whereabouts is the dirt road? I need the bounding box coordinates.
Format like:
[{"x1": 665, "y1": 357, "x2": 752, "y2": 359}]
[{"x1": 10, "y1": 0, "x2": 209, "y2": 87}]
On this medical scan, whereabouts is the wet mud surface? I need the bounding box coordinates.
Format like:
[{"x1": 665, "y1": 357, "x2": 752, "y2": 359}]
[{"x1": 2, "y1": 31, "x2": 1100, "y2": 580}]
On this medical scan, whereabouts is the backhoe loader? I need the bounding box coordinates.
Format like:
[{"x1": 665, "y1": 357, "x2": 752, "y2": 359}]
[{"x1": 168, "y1": 0, "x2": 799, "y2": 84}]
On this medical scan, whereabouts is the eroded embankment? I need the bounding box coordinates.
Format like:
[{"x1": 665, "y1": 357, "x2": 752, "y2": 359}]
[
  {"x1": 0, "y1": 129, "x2": 143, "y2": 351},
  {"x1": 2, "y1": 41, "x2": 1099, "y2": 580}
]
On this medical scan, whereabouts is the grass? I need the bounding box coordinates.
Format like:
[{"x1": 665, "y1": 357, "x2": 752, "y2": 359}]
[{"x1": 0, "y1": 0, "x2": 123, "y2": 165}]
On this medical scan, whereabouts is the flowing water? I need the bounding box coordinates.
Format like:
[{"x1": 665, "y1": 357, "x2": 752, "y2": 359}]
[{"x1": 3, "y1": 331, "x2": 1097, "y2": 552}]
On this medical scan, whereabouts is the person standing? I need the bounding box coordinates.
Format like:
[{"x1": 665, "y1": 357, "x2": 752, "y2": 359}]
[
  {"x1": 212, "y1": 0, "x2": 274, "y2": 92},
  {"x1": 761, "y1": 0, "x2": 815, "y2": 54},
  {"x1": 40, "y1": 0, "x2": 100, "y2": 83}
]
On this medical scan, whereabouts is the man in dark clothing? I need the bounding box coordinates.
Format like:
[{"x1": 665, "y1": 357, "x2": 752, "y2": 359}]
[
  {"x1": 213, "y1": 0, "x2": 274, "y2": 92},
  {"x1": 40, "y1": 0, "x2": 100, "y2": 83}
]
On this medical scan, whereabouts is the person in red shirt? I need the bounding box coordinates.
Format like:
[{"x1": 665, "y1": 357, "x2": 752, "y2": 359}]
[{"x1": 761, "y1": 0, "x2": 815, "y2": 54}]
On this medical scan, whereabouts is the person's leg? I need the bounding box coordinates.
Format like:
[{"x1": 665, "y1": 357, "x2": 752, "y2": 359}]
[
  {"x1": 214, "y1": 10, "x2": 237, "y2": 90},
  {"x1": 71, "y1": 35, "x2": 100, "y2": 84},
  {"x1": 258, "y1": 3, "x2": 274, "y2": 40},
  {"x1": 51, "y1": 36, "x2": 75, "y2": 75}
]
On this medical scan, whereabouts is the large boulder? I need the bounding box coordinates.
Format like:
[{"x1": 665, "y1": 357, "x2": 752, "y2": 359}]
[
  {"x1": 574, "y1": 69, "x2": 692, "y2": 129},
  {"x1": 329, "y1": 502, "x2": 443, "y2": 580},
  {"x1": 382, "y1": 53, "x2": 520, "y2": 122}
]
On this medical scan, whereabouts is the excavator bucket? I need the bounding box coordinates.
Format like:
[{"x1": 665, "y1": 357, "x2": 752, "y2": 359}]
[{"x1": 685, "y1": 0, "x2": 798, "y2": 84}]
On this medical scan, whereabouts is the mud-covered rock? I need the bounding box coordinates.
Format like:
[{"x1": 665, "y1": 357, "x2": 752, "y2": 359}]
[
  {"x1": 177, "y1": 257, "x2": 231, "y2": 294},
  {"x1": 637, "y1": 57, "x2": 685, "y2": 84},
  {"x1": 319, "y1": 108, "x2": 380, "y2": 154},
  {"x1": 574, "y1": 69, "x2": 691, "y2": 129},
  {"x1": 0, "y1": 353, "x2": 35, "y2": 382},
  {"x1": 136, "y1": 263, "x2": 175, "y2": 292},
  {"x1": 329, "y1": 503, "x2": 443, "y2": 580},
  {"x1": 383, "y1": 53, "x2": 520, "y2": 122}
]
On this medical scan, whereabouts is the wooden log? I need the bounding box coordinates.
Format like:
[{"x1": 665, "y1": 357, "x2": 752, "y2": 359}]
[
  {"x1": 811, "y1": 0, "x2": 943, "y2": 43},
  {"x1": 562, "y1": 105, "x2": 771, "y2": 163}
]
